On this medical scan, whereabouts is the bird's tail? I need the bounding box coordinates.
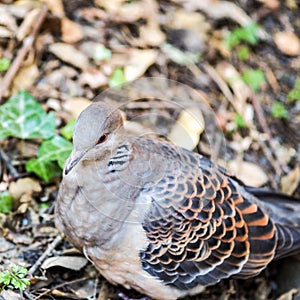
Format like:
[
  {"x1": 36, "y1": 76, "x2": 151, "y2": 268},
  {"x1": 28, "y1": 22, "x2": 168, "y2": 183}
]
[{"x1": 245, "y1": 187, "x2": 300, "y2": 259}]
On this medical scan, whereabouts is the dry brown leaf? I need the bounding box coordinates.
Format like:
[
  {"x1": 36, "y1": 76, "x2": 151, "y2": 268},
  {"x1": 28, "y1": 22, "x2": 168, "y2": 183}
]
[
  {"x1": 176, "y1": 0, "x2": 269, "y2": 40},
  {"x1": 16, "y1": 141, "x2": 38, "y2": 158},
  {"x1": 12, "y1": 63, "x2": 39, "y2": 93},
  {"x1": 168, "y1": 108, "x2": 205, "y2": 151},
  {"x1": 0, "y1": 290, "x2": 22, "y2": 300},
  {"x1": 63, "y1": 97, "x2": 92, "y2": 119},
  {"x1": 0, "y1": 25, "x2": 14, "y2": 38},
  {"x1": 276, "y1": 289, "x2": 298, "y2": 300},
  {"x1": 124, "y1": 49, "x2": 157, "y2": 81},
  {"x1": 0, "y1": 237, "x2": 15, "y2": 252},
  {"x1": 117, "y1": 1, "x2": 145, "y2": 21},
  {"x1": 0, "y1": 6, "x2": 18, "y2": 31},
  {"x1": 274, "y1": 31, "x2": 300, "y2": 56},
  {"x1": 16, "y1": 7, "x2": 40, "y2": 41},
  {"x1": 9, "y1": 178, "x2": 41, "y2": 200},
  {"x1": 78, "y1": 70, "x2": 108, "y2": 88},
  {"x1": 49, "y1": 43, "x2": 89, "y2": 70},
  {"x1": 41, "y1": 256, "x2": 88, "y2": 270},
  {"x1": 42, "y1": 0, "x2": 64, "y2": 16},
  {"x1": 281, "y1": 166, "x2": 300, "y2": 195},
  {"x1": 61, "y1": 18, "x2": 84, "y2": 43},
  {"x1": 228, "y1": 160, "x2": 268, "y2": 187},
  {"x1": 258, "y1": 0, "x2": 279, "y2": 9},
  {"x1": 95, "y1": 0, "x2": 125, "y2": 13},
  {"x1": 17, "y1": 193, "x2": 33, "y2": 214},
  {"x1": 139, "y1": 23, "x2": 165, "y2": 47},
  {"x1": 169, "y1": 10, "x2": 210, "y2": 39}
]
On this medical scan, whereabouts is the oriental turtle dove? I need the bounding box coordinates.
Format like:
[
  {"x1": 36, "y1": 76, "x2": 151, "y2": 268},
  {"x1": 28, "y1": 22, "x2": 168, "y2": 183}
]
[{"x1": 56, "y1": 101, "x2": 300, "y2": 300}]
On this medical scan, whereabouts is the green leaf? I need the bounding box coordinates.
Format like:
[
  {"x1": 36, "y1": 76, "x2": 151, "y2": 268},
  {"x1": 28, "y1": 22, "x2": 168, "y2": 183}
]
[
  {"x1": 0, "y1": 90, "x2": 56, "y2": 140},
  {"x1": 25, "y1": 136, "x2": 73, "y2": 181},
  {"x1": 271, "y1": 101, "x2": 288, "y2": 119},
  {"x1": 0, "y1": 270, "x2": 11, "y2": 286},
  {"x1": 61, "y1": 119, "x2": 75, "y2": 140},
  {"x1": 0, "y1": 191, "x2": 13, "y2": 213},
  {"x1": 237, "y1": 46, "x2": 250, "y2": 61},
  {"x1": 109, "y1": 67, "x2": 127, "y2": 88},
  {"x1": 161, "y1": 43, "x2": 201, "y2": 65},
  {"x1": 287, "y1": 78, "x2": 300, "y2": 102},
  {"x1": 241, "y1": 68, "x2": 265, "y2": 92},
  {"x1": 225, "y1": 22, "x2": 260, "y2": 49},
  {"x1": 0, "y1": 58, "x2": 11, "y2": 71},
  {"x1": 93, "y1": 44, "x2": 112, "y2": 61},
  {"x1": 234, "y1": 113, "x2": 247, "y2": 128},
  {"x1": 26, "y1": 159, "x2": 61, "y2": 182}
]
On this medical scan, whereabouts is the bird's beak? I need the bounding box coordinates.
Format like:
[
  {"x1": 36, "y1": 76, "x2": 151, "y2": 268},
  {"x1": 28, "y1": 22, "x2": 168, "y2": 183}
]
[{"x1": 64, "y1": 150, "x2": 87, "y2": 175}]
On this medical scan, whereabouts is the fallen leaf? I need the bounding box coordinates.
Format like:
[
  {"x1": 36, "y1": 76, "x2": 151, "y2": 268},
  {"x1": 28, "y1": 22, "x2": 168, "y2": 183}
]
[
  {"x1": 78, "y1": 70, "x2": 108, "y2": 88},
  {"x1": 41, "y1": 256, "x2": 88, "y2": 270},
  {"x1": 228, "y1": 160, "x2": 268, "y2": 187},
  {"x1": 258, "y1": 0, "x2": 279, "y2": 9},
  {"x1": 0, "y1": 6, "x2": 18, "y2": 32},
  {"x1": 0, "y1": 290, "x2": 22, "y2": 300},
  {"x1": 61, "y1": 18, "x2": 84, "y2": 43},
  {"x1": 169, "y1": 10, "x2": 210, "y2": 39},
  {"x1": 0, "y1": 237, "x2": 15, "y2": 252},
  {"x1": 16, "y1": 7, "x2": 40, "y2": 41},
  {"x1": 281, "y1": 166, "x2": 300, "y2": 195},
  {"x1": 49, "y1": 43, "x2": 89, "y2": 70},
  {"x1": 274, "y1": 31, "x2": 300, "y2": 56},
  {"x1": 276, "y1": 289, "x2": 298, "y2": 300},
  {"x1": 124, "y1": 49, "x2": 157, "y2": 81},
  {"x1": 43, "y1": 0, "x2": 64, "y2": 16},
  {"x1": 168, "y1": 108, "x2": 205, "y2": 150},
  {"x1": 63, "y1": 97, "x2": 92, "y2": 119},
  {"x1": 139, "y1": 23, "x2": 165, "y2": 47},
  {"x1": 0, "y1": 25, "x2": 14, "y2": 38},
  {"x1": 12, "y1": 63, "x2": 39, "y2": 93},
  {"x1": 9, "y1": 178, "x2": 41, "y2": 200}
]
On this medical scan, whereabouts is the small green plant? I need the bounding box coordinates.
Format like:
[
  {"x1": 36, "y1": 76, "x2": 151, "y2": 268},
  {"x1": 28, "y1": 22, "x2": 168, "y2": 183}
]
[
  {"x1": 0, "y1": 58, "x2": 11, "y2": 71},
  {"x1": 93, "y1": 44, "x2": 112, "y2": 61},
  {"x1": 234, "y1": 113, "x2": 247, "y2": 128},
  {"x1": 241, "y1": 68, "x2": 265, "y2": 92},
  {"x1": 271, "y1": 101, "x2": 288, "y2": 119},
  {"x1": 287, "y1": 78, "x2": 300, "y2": 102},
  {"x1": 0, "y1": 264, "x2": 30, "y2": 291},
  {"x1": 0, "y1": 90, "x2": 73, "y2": 182},
  {"x1": 225, "y1": 22, "x2": 260, "y2": 49},
  {"x1": 237, "y1": 46, "x2": 250, "y2": 61},
  {"x1": 109, "y1": 67, "x2": 127, "y2": 88},
  {"x1": 0, "y1": 191, "x2": 13, "y2": 214}
]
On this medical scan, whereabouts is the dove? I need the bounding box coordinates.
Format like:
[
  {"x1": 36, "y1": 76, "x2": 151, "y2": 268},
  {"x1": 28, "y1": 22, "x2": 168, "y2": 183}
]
[{"x1": 55, "y1": 101, "x2": 300, "y2": 300}]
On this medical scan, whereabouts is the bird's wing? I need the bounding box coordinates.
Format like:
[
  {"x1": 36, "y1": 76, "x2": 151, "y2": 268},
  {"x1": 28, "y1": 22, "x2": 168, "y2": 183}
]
[{"x1": 140, "y1": 144, "x2": 277, "y2": 290}]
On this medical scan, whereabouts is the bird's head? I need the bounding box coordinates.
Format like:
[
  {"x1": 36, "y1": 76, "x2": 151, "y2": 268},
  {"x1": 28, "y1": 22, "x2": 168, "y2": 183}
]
[{"x1": 64, "y1": 102, "x2": 124, "y2": 175}]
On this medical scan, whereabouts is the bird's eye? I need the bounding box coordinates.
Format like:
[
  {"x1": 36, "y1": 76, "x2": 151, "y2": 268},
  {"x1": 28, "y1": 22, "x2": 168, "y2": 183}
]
[{"x1": 96, "y1": 133, "x2": 109, "y2": 144}]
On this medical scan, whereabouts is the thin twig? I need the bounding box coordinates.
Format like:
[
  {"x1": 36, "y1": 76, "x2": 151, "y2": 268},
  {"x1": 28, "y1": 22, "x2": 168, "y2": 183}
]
[
  {"x1": 28, "y1": 235, "x2": 63, "y2": 276},
  {"x1": 251, "y1": 96, "x2": 286, "y2": 175},
  {"x1": 34, "y1": 276, "x2": 89, "y2": 300},
  {"x1": 202, "y1": 63, "x2": 239, "y2": 112},
  {"x1": 0, "y1": 148, "x2": 20, "y2": 178},
  {"x1": 0, "y1": 4, "x2": 48, "y2": 102},
  {"x1": 24, "y1": 290, "x2": 35, "y2": 300}
]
